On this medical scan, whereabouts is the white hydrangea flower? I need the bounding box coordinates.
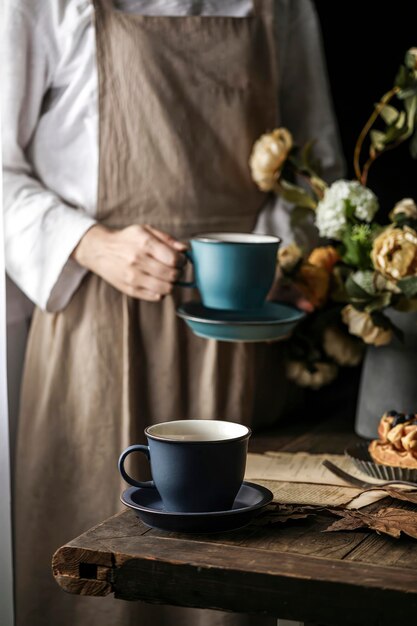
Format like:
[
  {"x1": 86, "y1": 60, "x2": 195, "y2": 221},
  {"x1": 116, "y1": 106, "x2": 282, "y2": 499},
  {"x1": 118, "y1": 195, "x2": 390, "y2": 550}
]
[
  {"x1": 315, "y1": 180, "x2": 379, "y2": 241},
  {"x1": 348, "y1": 182, "x2": 379, "y2": 221}
]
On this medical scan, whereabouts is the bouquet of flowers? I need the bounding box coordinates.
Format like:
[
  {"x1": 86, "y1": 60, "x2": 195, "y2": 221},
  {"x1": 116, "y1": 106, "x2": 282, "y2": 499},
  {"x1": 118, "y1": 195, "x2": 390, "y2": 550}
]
[{"x1": 249, "y1": 48, "x2": 417, "y2": 389}]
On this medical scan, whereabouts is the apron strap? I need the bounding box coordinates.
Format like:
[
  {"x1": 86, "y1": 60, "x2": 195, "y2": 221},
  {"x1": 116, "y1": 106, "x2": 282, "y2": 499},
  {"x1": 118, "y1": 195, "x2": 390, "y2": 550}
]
[
  {"x1": 252, "y1": 0, "x2": 275, "y2": 20},
  {"x1": 92, "y1": 0, "x2": 112, "y2": 13}
]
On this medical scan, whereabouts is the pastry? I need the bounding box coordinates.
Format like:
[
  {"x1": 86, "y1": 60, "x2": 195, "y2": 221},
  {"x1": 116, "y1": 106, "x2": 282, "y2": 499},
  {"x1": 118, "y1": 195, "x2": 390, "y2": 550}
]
[{"x1": 368, "y1": 411, "x2": 417, "y2": 469}]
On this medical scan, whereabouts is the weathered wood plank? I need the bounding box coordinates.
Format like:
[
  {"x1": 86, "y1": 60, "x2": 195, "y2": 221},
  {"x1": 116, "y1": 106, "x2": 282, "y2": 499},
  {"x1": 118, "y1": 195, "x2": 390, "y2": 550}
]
[
  {"x1": 345, "y1": 531, "x2": 417, "y2": 569},
  {"x1": 237, "y1": 514, "x2": 369, "y2": 560},
  {"x1": 111, "y1": 554, "x2": 417, "y2": 625},
  {"x1": 146, "y1": 524, "x2": 261, "y2": 547},
  {"x1": 53, "y1": 510, "x2": 417, "y2": 621},
  {"x1": 53, "y1": 546, "x2": 113, "y2": 596},
  {"x1": 61, "y1": 510, "x2": 151, "y2": 547},
  {"x1": 102, "y1": 531, "x2": 417, "y2": 591},
  {"x1": 52, "y1": 511, "x2": 151, "y2": 596}
]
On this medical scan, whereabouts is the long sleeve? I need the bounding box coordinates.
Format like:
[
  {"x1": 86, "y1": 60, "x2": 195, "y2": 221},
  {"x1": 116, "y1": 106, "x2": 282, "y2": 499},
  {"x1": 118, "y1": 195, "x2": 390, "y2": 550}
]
[
  {"x1": 2, "y1": 4, "x2": 97, "y2": 312},
  {"x1": 255, "y1": 0, "x2": 345, "y2": 250}
]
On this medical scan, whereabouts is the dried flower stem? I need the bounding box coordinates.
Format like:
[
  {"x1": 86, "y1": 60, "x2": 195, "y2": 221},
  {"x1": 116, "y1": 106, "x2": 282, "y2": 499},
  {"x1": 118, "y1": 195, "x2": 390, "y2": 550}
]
[
  {"x1": 361, "y1": 136, "x2": 409, "y2": 186},
  {"x1": 353, "y1": 86, "x2": 400, "y2": 184}
]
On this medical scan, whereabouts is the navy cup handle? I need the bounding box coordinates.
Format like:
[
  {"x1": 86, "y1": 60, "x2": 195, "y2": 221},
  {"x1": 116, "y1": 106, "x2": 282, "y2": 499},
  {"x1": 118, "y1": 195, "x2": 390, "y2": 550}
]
[
  {"x1": 118, "y1": 444, "x2": 155, "y2": 489},
  {"x1": 176, "y1": 250, "x2": 196, "y2": 288}
]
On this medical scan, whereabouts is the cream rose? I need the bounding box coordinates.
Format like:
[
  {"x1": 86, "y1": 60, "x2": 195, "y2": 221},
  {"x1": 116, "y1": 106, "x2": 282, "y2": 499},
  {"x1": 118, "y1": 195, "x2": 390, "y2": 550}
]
[
  {"x1": 323, "y1": 326, "x2": 364, "y2": 367},
  {"x1": 371, "y1": 226, "x2": 417, "y2": 281},
  {"x1": 249, "y1": 128, "x2": 293, "y2": 192},
  {"x1": 389, "y1": 198, "x2": 417, "y2": 221},
  {"x1": 286, "y1": 360, "x2": 338, "y2": 389},
  {"x1": 341, "y1": 305, "x2": 392, "y2": 346},
  {"x1": 277, "y1": 243, "x2": 303, "y2": 273}
]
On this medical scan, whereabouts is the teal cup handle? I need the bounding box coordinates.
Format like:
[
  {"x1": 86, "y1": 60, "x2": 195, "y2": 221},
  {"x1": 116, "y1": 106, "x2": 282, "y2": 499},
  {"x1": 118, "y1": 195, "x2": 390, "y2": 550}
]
[
  {"x1": 176, "y1": 250, "x2": 196, "y2": 288},
  {"x1": 118, "y1": 444, "x2": 155, "y2": 489}
]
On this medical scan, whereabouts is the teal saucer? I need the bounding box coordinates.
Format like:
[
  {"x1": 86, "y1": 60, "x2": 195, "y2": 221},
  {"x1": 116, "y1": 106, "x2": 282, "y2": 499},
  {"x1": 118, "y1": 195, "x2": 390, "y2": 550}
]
[{"x1": 176, "y1": 301, "x2": 305, "y2": 343}]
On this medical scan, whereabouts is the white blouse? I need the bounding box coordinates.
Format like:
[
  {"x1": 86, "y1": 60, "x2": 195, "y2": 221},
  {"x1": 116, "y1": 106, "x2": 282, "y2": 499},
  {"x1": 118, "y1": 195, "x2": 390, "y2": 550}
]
[{"x1": 2, "y1": 0, "x2": 344, "y2": 315}]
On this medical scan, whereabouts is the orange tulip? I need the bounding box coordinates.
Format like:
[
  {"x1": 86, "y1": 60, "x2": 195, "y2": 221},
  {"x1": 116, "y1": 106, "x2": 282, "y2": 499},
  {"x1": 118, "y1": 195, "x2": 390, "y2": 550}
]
[
  {"x1": 308, "y1": 246, "x2": 340, "y2": 273},
  {"x1": 294, "y1": 263, "x2": 330, "y2": 308}
]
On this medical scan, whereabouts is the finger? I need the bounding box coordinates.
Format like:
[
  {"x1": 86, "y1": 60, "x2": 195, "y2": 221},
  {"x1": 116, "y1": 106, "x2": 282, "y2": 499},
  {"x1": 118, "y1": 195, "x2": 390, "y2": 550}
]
[
  {"x1": 267, "y1": 282, "x2": 314, "y2": 313},
  {"x1": 130, "y1": 272, "x2": 174, "y2": 296},
  {"x1": 140, "y1": 230, "x2": 186, "y2": 268},
  {"x1": 294, "y1": 297, "x2": 314, "y2": 313},
  {"x1": 145, "y1": 225, "x2": 188, "y2": 252},
  {"x1": 136, "y1": 256, "x2": 181, "y2": 283},
  {"x1": 125, "y1": 286, "x2": 163, "y2": 302}
]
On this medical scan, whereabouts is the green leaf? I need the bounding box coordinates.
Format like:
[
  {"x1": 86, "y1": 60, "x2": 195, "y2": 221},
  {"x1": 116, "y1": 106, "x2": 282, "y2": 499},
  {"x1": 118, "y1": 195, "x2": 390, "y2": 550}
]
[
  {"x1": 301, "y1": 140, "x2": 317, "y2": 171},
  {"x1": 330, "y1": 266, "x2": 351, "y2": 303},
  {"x1": 410, "y1": 128, "x2": 417, "y2": 159},
  {"x1": 405, "y1": 50, "x2": 417, "y2": 70},
  {"x1": 290, "y1": 141, "x2": 323, "y2": 180},
  {"x1": 395, "y1": 65, "x2": 410, "y2": 89},
  {"x1": 395, "y1": 110, "x2": 407, "y2": 129},
  {"x1": 344, "y1": 200, "x2": 356, "y2": 222},
  {"x1": 351, "y1": 270, "x2": 377, "y2": 295},
  {"x1": 379, "y1": 103, "x2": 399, "y2": 125},
  {"x1": 364, "y1": 292, "x2": 393, "y2": 312},
  {"x1": 405, "y1": 95, "x2": 417, "y2": 124},
  {"x1": 345, "y1": 273, "x2": 392, "y2": 313},
  {"x1": 290, "y1": 205, "x2": 315, "y2": 230},
  {"x1": 398, "y1": 275, "x2": 417, "y2": 297},
  {"x1": 370, "y1": 129, "x2": 386, "y2": 151},
  {"x1": 384, "y1": 121, "x2": 408, "y2": 143},
  {"x1": 391, "y1": 212, "x2": 417, "y2": 228},
  {"x1": 341, "y1": 227, "x2": 373, "y2": 271},
  {"x1": 345, "y1": 275, "x2": 371, "y2": 300},
  {"x1": 278, "y1": 179, "x2": 317, "y2": 209},
  {"x1": 397, "y1": 85, "x2": 417, "y2": 100}
]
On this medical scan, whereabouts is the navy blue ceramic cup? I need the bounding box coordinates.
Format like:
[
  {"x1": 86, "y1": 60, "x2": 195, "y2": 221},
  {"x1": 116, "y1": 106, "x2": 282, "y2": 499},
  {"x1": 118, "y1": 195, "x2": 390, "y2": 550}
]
[
  {"x1": 118, "y1": 420, "x2": 251, "y2": 513},
  {"x1": 178, "y1": 233, "x2": 281, "y2": 310}
]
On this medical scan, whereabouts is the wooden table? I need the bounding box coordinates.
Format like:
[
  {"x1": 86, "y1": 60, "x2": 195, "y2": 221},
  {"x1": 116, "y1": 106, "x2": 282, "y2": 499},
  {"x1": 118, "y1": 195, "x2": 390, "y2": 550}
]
[{"x1": 53, "y1": 382, "x2": 417, "y2": 626}]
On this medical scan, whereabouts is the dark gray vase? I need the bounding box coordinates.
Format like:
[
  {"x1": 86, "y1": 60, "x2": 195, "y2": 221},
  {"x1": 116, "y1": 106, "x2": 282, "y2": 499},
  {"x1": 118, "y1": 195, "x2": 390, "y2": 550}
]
[{"x1": 355, "y1": 309, "x2": 417, "y2": 439}]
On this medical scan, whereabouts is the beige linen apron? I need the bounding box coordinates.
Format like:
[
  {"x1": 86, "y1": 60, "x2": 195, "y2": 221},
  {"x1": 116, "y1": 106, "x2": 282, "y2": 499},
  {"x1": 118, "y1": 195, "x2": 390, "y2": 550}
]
[{"x1": 15, "y1": 2, "x2": 288, "y2": 624}]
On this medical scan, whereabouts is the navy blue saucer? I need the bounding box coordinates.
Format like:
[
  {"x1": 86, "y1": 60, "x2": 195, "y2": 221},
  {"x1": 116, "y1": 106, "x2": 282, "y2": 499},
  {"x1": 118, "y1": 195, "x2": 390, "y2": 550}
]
[{"x1": 121, "y1": 481, "x2": 273, "y2": 533}]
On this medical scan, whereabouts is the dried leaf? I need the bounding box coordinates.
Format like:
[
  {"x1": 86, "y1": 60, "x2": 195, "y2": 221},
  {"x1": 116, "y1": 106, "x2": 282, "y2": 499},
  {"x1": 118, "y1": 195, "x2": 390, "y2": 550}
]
[
  {"x1": 254, "y1": 504, "x2": 321, "y2": 527},
  {"x1": 324, "y1": 510, "x2": 367, "y2": 533},
  {"x1": 382, "y1": 488, "x2": 417, "y2": 505},
  {"x1": 324, "y1": 506, "x2": 417, "y2": 540}
]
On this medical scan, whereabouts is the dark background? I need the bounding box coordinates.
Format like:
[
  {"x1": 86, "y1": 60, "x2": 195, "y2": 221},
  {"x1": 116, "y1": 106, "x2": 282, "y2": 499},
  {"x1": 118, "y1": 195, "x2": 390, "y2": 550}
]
[{"x1": 314, "y1": 1, "x2": 417, "y2": 218}]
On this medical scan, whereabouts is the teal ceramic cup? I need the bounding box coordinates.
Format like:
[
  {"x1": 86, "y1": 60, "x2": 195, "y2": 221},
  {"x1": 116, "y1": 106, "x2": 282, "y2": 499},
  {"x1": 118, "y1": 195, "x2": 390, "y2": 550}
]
[
  {"x1": 179, "y1": 233, "x2": 281, "y2": 310},
  {"x1": 118, "y1": 420, "x2": 251, "y2": 513}
]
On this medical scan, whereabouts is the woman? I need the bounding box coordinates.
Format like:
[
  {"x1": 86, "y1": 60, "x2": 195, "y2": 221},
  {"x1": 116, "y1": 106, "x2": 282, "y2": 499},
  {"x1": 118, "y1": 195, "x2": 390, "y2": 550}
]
[{"x1": 3, "y1": 1, "x2": 343, "y2": 624}]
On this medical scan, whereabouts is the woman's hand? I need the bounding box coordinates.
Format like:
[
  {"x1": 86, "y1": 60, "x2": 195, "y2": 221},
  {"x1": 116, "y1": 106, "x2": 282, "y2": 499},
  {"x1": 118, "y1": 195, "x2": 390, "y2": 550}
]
[
  {"x1": 72, "y1": 224, "x2": 187, "y2": 301},
  {"x1": 267, "y1": 272, "x2": 315, "y2": 313}
]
